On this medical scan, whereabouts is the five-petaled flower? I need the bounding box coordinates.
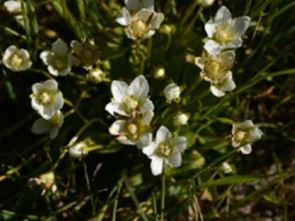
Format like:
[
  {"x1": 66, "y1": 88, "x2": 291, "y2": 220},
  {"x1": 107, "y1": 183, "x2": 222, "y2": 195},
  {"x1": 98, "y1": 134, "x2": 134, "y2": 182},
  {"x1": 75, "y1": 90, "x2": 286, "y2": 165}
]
[
  {"x1": 195, "y1": 50, "x2": 236, "y2": 97},
  {"x1": 31, "y1": 111, "x2": 64, "y2": 139},
  {"x1": 40, "y1": 39, "x2": 73, "y2": 76},
  {"x1": 204, "y1": 6, "x2": 251, "y2": 55},
  {"x1": 232, "y1": 120, "x2": 263, "y2": 154},
  {"x1": 30, "y1": 79, "x2": 64, "y2": 119},
  {"x1": 105, "y1": 75, "x2": 154, "y2": 117},
  {"x1": 109, "y1": 111, "x2": 154, "y2": 147},
  {"x1": 116, "y1": 0, "x2": 164, "y2": 40},
  {"x1": 142, "y1": 126, "x2": 187, "y2": 176},
  {"x1": 2, "y1": 45, "x2": 32, "y2": 72}
]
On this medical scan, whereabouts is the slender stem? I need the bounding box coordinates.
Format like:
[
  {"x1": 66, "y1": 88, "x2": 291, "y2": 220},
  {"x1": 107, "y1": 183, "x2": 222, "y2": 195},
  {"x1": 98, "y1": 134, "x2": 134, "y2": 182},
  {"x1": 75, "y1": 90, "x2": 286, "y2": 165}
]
[
  {"x1": 83, "y1": 159, "x2": 96, "y2": 216},
  {"x1": 160, "y1": 168, "x2": 166, "y2": 221},
  {"x1": 112, "y1": 180, "x2": 123, "y2": 221}
]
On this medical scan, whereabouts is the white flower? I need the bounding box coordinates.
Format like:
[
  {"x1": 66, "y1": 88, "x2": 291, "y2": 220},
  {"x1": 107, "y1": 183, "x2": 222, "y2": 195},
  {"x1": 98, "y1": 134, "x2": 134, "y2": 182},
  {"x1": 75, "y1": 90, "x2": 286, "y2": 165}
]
[
  {"x1": 116, "y1": 0, "x2": 164, "y2": 40},
  {"x1": 232, "y1": 120, "x2": 263, "y2": 154},
  {"x1": 163, "y1": 83, "x2": 181, "y2": 103},
  {"x1": 143, "y1": 126, "x2": 187, "y2": 176},
  {"x1": 30, "y1": 79, "x2": 64, "y2": 119},
  {"x1": 173, "y1": 112, "x2": 189, "y2": 126},
  {"x1": 204, "y1": 6, "x2": 251, "y2": 55},
  {"x1": 221, "y1": 162, "x2": 233, "y2": 174},
  {"x1": 4, "y1": 0, "x2": 21, "y2": 13},
  {"x1": 2, "y1": 45, "x2": 32, "y2": 71},
  {"x1": 70, "y1": 40, "x2": 100, "y2": 69},
  {"x1": 197, "y1": 0, "x2": 215, "y2": 7},
  {"x1": 31, "y1": 111, "x2": 64, "y2": 139},
  {"x1": 69, "y1": 142, "x2": 88, "y2": 159},
  {"x1": 105, "y1": 75, "x2": 154, "y2": 117},
  {"x1": 195, "y1": 50, "x2": 236, "y2": 97},
  {"x1": 40, "y1": 39, "x2": 72, "y2": 76},
  {"x1": 109, "y1": 111, "x2": 153, "y2": 146},
  {"x1": 87, "y1": 68, "x2": 108, "y2": 83}
]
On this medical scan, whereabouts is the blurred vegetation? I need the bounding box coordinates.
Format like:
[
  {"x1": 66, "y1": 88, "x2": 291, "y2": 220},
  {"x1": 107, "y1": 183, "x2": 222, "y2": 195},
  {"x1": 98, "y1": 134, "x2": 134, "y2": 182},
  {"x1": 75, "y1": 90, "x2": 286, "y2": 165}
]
[{"x1": 0, "y1": 0, "x2": 295, "y2": 220}]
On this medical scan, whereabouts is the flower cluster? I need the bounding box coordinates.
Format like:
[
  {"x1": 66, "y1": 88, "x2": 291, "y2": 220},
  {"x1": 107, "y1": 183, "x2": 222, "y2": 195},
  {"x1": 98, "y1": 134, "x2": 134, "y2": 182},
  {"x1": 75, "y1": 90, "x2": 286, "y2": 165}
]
[
  {"x1": 195, "y1": 6, "x2": 251, "y2": 97},
  {"x1": 105, "y1": 75, "x2": 187, "y2": 175}
]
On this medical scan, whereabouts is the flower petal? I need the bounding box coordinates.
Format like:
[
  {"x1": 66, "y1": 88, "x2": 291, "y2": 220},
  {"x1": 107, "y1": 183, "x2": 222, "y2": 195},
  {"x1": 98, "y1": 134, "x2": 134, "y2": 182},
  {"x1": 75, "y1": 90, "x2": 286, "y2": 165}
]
[
  {"x1": 204, "y1": 40, "x2": 221, "y2": 56},
  {"x1": 128, "y1": 75, "x2": 149, "y2": 98},
  {"x1": 125, "y1": 0, "x2": 154, "y2": 11},
  {"x1": 52, "y1": 39, "x2": 68, "y2": 56},
  {"x1": 105, "y1": 101, "x2": 128, "y2": 116},
  {"x1": 142, "y1": 142, "x2": 157, "y2": 155},
  {"x1": 109, "y1": 120, "x2": 126, "y2": 135},
  {"x1": 137, "y1": 133, "x2": 153, "y2": 149},
  {"x1": 150, "y1": 13, "x2": 164, "y2": 30},
  {"x1": 225, "y1": 37, "x2": 243, "y2": 49},
  {"x1": 150, "y1": 156, "x2": 164, "y2": 176},
  {"x1": 156, "y1": 126, "x2": 172, "y2": 144},
  {"x1": 239, "y1": 144, "x2": 252, "y2": 155},
  {"x1": 32, "y1": 118, "x2": 51, "y2": 134},
  {"x1": 167, "y1": 153, "x2": 182, "y2": 167},
  {"x1": 214, "y1": 6, "x2": 232, "y2": 22},
  {"x1": 205, "y1": 21, "x2": 216, "y2": 38},
  {"x1": 111, "y1": 80, "x2": 128, "y2": 102},
  {"x1": 116, "y1": 7, "x2": 130, "y2": 26},
  {"x1": 141, "y1": 111, "x2": 154, "y2": 125},
  {"x1": 141, "y1": 99, "x2": 154, "y2": 113},
  {"x1": 170, "y1": 136, "x2": 187, "y2": 152},
  {"x1": 43, "y1": 79, "x2": 58, "y2": 90},
  {"x1": 231, "y1": 16, "x2": 251, "y2": 36},
  {"x1": 218, "y1": 73, "x2": 236, "y2": 92},
  {"x1": 210, "y1": 85, "x2": 225, "y2": 97}
]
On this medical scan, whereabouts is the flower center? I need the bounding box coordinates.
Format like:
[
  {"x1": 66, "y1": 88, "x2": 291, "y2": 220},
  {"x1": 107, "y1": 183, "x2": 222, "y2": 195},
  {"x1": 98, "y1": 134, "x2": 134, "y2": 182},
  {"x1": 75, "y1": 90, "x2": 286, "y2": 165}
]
[
  {"x1": 156, "y1": 141, "x2": 172, "y2": 158},
  {"x1": 122, "y1": 95, "x2": 139, "y2": 114},
  {"x1": 204, "y1": 60, "x2": 221, "y2": 80},
  {"x1": 233, "y1": 129, "x2": 248, "y2": 145},
  {"x1": 131, "y1": 19, "x2": 148, "y2": 38},
  {"x1": 39, "y1": 91, "x2": 53, "y2": 105},
  {"x1": 214, "y1": 25, "x2": 234, "y2": 44},
  {"x1": 10, "y1": 53, "x2": 24, "y2": 68},
  {"x1": 52, "y1": 54, "x2": 68, "y2": 71},
  {"x1": 127, "y1": 123, "x2": 138, "y2": 135}
]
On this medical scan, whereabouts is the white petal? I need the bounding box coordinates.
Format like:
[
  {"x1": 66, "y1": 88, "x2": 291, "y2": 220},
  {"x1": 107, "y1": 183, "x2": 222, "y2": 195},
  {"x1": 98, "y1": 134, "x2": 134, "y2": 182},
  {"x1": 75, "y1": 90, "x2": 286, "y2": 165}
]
[
  {"x1": 167, "y1": 153, "x2": 182, "y2": 167},
  {"x1": 231, "y1": 16, "x2": 251, "y2": 36},
  {"x1": 48, "y1": 65, "x2": 60, "y2": 76},
  {"x1": 41, "y1": 106, "x2": 56, "y2": 120},
  {"x1": 220, "y1": 50, "x2": 236, "y2": 67},
  {"x1": 4, "y1": 1, "x2": 21, "y2": 13},
  {"x1": 210, "y1": 85, "x2": 225, "y2": 97},
  {"x1": 56, "y1": 66, "x2": 71, "y2": 76},
  {"x1": 204, "y1": 40, "x2": 221, "y2": 56},
  {"x1": 170, "y1": 136, "x2": 187, "y2": 152},
  {"x1": 143, "y1": 30, "x2": 156, "y2": 39},
  {"x1": 239, "y1": 120, "x2": 254, "y2": 129},
  {"x1": 52, "y1": 39, "x2": 68, "y2": 56},
  {"x1": 205, "y1": 22, "x2": 216, "y2": 38},
  {"x1": 218, "y1": 74, "x2": 236, "y2": 92},
  {"x1": 43, "y1": 79, "x2": 58, "y2": 90},
  {"x1": 49, "y1": 128, "x2": 59, "y2": 139},
  {"x1": 111, "y1": 80, "x2": 128, "y2": 102},
  {"x1": 54, "y1": 92, "x2": 64, "y2": 110},
  {"x1": 249, "y1": 127, "x2": 263, "y2": 142},
  {"x1": 141, "y1": 111, "x2": 154, "y2": 125},
  {"x1": 32, "y1": 118, "x2": 51, "y2": 134},
  {"x1": 109, "y1": 120, "x2": 125, "y2": 135},
  {"x1": 116, "y1": 7, "x2": 130, "y2": 26},
  {"x1": 137, "y1": 133, "x2": 153, "y2": 149},
  {"x1": 128, "y1": 75, "x2": 149, "y2": 98},
  {"x1": 225, "y1": 38, "x2": 243, "y2": 49},
  {"x1": 239, "y1": 144, "x2": 252, "y2": 155},
  {"x1": 150, "y1": 13, "x2": 164, "y2": 30},
  {"x1": 214, "y1": 6, "x2": 232, "y2": 22},
  {"x1": 40, "y1": 51, "x2": 50, "y2": 65},
  {"x1": 141, "y1": 99, "x2": 154, "y2": 113},
  {"x1": 142, "y1": 142, "x2": 157, "y2": 155},
  {"x1": 150, "y1": 156, "x2": 164, "y2": 176},
  {"x1": 117, "y1": 136, "x2": 137, "y2": 145},
  {"x1": 156, "y1": 126, "x2": 172, "y2": 144},
  {"x1": 105, "y1": 101, "x2": 128, "y2": 116}
]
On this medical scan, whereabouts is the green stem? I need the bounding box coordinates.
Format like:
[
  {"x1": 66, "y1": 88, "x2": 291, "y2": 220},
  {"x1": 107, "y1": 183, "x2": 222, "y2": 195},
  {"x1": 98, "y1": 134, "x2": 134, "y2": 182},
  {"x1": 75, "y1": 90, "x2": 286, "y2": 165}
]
[
  {"x1": 83, "y1": 159, "x2": 96, "y2": 216},
  {"x1": 160, "y1": 168, "x2": 166, "y2": 221}
]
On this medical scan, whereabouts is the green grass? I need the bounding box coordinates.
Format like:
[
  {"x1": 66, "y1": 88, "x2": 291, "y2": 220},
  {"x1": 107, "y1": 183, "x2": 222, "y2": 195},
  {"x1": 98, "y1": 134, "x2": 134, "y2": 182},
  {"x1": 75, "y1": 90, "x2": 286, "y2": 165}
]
[{"x1": 1, "y1": 0, "x2": 295, "y2": 220}]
